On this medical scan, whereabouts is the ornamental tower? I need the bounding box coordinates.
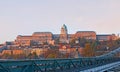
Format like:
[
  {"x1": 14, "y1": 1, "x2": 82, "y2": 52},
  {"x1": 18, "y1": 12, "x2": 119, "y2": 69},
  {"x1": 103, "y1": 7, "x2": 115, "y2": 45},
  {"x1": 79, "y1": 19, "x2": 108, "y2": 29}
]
[{"x1": 60, "y1": 24, "x2": 68, "y2": 43}]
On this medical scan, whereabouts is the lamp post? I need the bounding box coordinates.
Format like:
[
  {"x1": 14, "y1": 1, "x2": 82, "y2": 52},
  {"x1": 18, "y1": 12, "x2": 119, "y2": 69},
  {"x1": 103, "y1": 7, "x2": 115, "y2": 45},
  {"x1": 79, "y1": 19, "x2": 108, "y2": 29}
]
[{"x1": 106, "y1": 46, "x2": 109, "y2": 52}]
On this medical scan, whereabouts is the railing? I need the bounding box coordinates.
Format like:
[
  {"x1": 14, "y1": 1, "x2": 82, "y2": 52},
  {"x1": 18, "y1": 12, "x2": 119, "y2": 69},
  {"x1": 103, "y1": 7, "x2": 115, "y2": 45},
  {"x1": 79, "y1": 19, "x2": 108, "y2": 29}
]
[{"x1": 0, "y1": 47, "x2": 120, "y2": 72}]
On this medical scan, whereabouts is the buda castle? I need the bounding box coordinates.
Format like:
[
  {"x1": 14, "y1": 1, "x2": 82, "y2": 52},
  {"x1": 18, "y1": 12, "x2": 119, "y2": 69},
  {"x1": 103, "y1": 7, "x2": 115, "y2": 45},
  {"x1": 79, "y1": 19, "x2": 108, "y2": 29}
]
[{"x1": 14, "y1": 24, "x2": 117, "y2": 46}]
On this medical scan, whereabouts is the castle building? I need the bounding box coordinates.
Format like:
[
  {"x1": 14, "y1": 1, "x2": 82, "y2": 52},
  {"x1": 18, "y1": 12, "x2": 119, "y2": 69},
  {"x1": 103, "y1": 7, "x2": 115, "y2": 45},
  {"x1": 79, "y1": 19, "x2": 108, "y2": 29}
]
[
  {"x1": 14, "y1": 24, "x2": 118, "y2": 46},
  {"x1": 15, "y1": 24, "x2": 97, "y2": 46}
]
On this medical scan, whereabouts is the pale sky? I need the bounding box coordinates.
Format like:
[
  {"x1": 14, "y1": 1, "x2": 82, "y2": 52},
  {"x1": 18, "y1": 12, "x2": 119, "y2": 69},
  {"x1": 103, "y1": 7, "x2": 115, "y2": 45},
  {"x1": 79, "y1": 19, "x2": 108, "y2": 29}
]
[{"x1": 0, "y1": 0, "x2": 120, "y2": 43}]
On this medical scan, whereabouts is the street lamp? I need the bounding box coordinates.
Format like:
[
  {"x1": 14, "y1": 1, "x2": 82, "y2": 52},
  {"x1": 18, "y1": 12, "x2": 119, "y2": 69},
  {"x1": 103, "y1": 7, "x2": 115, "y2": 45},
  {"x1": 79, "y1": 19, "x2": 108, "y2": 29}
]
[{"x1": 106, "y1": 46, "x2": 109, "y2": 52}]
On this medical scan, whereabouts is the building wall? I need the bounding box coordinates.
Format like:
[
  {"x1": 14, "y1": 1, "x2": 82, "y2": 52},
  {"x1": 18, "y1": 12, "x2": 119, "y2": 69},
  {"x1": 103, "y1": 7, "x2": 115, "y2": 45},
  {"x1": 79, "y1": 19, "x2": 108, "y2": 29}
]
[
  {"x1": 2, "y1": 50, "x2": 24, "y2": 55},
  {"x1": 30, "y1": 48, "x2": 48, "y2": 56},
  {"x1": 1, "y1": 48, "x2": 48, "y2": 56},
  {"x1": 2, "y1": 50, "x2": 12, "y2": 55},
  {"x1": 15, "y1": 32, "x2": 53, "y2": 46},
  {"x1": 32, "y1": 32, "x2": 53, "y2": 44},
  {"x1": 15, "y1": 35, "x2": 32, "y2": 46},
  {"x1": 12, "y1": 50, "x2": 24, "y2": 55},
  {"x1": 96, "y1": 34, "x2": 118, "y2": 41},
  {"x1": 75, "y1": 31, "x2": 96, "y2": 40}
]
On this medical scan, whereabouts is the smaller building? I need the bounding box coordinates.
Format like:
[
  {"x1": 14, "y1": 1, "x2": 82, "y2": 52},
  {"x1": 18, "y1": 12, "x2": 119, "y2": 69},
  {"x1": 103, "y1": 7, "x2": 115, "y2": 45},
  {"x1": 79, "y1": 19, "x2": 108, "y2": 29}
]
[
  {"x1": 15, "y1": 35, "x2": 32, "y2": 46},
  {"x1": 2, "y1": 50, "x2": 12, "y2": 55},
  {"x1": 31, "y1": 48, "x2": 47, "y2": 56},
  {"x1": 96, "y1": 34, "x2": 118, "y2": 41},
  {"x1": 75, "y1": 31, "x2": 96, "y2": 40}
]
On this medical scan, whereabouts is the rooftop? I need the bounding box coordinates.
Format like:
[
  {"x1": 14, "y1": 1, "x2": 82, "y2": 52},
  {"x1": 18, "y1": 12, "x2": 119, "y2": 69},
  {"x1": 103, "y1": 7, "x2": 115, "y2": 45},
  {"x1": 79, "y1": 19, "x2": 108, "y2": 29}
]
[
  {"x1": 33, "y1": 32, "x2": 52, "y2": 35},
  {"x1": 76, "y1": 31, "x2": 96, "y2": 33}
]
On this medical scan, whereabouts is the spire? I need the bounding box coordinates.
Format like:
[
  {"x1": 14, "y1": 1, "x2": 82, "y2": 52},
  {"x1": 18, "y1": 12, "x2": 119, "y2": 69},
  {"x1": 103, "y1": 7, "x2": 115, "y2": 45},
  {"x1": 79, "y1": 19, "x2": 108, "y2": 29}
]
[
  {"x1": 62, "y1": 24, "x2": 67, "y2": 31},
  {"x1": 61, "y1": 24, "x2": 68, "y2": 34}
]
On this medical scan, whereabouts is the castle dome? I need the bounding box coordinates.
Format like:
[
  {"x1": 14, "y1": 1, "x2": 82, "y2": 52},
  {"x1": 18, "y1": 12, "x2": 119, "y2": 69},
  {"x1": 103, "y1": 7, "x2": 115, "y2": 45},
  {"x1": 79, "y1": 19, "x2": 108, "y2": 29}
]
[
  {"x1": 62, "y1": 24, "x2": 67, "y2": 31},
  {"x1": 61, "y1": 24, "x2": 68, "y2": 34}
]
